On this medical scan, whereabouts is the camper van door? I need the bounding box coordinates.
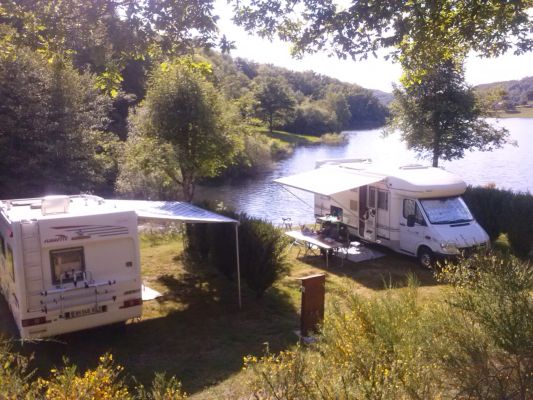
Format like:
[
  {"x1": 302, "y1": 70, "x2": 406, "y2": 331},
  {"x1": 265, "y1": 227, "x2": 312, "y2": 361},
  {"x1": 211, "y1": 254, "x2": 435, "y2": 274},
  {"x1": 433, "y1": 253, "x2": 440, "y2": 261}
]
[{"x1": 399, "y1": 199, "x2": 429, "y2": 254}]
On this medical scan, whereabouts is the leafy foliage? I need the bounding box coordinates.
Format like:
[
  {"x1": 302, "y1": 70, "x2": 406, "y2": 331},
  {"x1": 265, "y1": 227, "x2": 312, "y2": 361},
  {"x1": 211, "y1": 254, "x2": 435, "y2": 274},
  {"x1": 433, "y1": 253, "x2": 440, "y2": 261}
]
[
  {"x1": 185, "y1": 209, "x2": 290, "y2": 298},
  {"x1": 232, "y1": 0, "x2": 533, "y2": 60},
  {"x1": 435, "y1": 254, "x2": 533, "y2": 398},
  {"x1": 238, "y1": 214, "x2": 291, "y2": 297},
  {"x1": 391, "y1": 57, "x2": 508, "y2": 167},
  {"x1": 245, "y1": 253, "x2": 533, "y2": 398},
  {"x1": 463, "y1": 186, "x2": 533, "y2": 257},
  {"x1": 245, "y1": 278, "x2": 444, "y2": 398},
  {"x1": 0, "y1": 47, "x2": 117, "y2": 198},
  {"x1": 126, "y1": 57, "x2": 242, "y2": 201},
  {"x1": 252, "y1": 74, "x2": 296, "y2": 133}
]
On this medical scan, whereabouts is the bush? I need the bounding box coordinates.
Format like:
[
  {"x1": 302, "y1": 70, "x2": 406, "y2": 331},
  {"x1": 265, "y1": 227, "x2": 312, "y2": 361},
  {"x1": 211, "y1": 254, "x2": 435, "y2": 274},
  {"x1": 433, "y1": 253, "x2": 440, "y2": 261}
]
[
  {"x1": 435, "y1": 254, "x2": 533, "y2": 398},
  {"x1": 245, "y1": 253, "x2": 533, "y2": 398},
  {"x1": 238, "y1": 214, "x2": 290, "y2": 298},
  {"x1": 0, "y1": 339, "x2": 36, "y2": 399},
  {"x1": 283, "y1": 102, "x2": 339, "y2": 136},
  {"x1": 185, "y1": 209, "x2": 290, "y2": 297},
  {"x1": 507, "y1": 193, "x2": 533, "y2": 257},
  {"x1": 0, "y1": 347, "x2": 187, "y2": 400},
  {"x1": 244, "y1": 278, "x2": 444, "y2": 398},
  {"x1": 462, "y1": 186, "x2": 513, "y2": 241},
  {"x1": 463, "y1": 186, "x2": 533, "y2": 257}
]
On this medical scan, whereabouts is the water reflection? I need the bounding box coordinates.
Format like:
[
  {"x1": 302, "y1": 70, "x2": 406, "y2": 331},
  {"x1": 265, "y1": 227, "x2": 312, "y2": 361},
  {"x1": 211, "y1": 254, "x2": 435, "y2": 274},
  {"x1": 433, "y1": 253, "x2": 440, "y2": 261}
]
[{"x1": 197, "y1": 118, "x2": 533, "y2": 225}]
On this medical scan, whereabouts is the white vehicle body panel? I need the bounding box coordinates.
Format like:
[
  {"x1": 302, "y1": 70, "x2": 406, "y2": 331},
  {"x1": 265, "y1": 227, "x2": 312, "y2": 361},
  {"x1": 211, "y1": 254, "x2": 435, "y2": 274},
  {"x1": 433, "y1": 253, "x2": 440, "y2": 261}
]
[
  {"x1": 0, "y1": 196, "x2": 142, "y2": 339},
  {"x1": 275, "y1": 159, "x2": 490, "y2": 260}
]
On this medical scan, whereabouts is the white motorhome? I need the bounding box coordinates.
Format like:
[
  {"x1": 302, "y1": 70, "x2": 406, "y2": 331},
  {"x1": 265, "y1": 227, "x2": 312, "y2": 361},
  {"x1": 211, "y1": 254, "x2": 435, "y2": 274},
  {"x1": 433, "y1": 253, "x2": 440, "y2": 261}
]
[
  {"x1": 275, "y1": 159, "x2": 490, "y2": 266},
  {"x1": 0, "y1": 195, "x2": 142, "y2": 339}
]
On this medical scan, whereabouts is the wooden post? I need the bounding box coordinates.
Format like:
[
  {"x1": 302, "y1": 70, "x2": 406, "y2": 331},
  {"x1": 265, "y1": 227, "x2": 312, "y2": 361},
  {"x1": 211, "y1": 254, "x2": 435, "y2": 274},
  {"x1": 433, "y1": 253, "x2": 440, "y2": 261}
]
[{"x1": 298, "y1": 274, "x2": 325, "y2": 338}]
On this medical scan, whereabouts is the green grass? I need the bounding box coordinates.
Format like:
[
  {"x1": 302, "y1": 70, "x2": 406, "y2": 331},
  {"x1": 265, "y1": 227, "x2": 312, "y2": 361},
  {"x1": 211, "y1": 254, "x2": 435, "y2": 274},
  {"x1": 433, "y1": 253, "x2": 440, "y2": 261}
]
[
  {"x1": 0, "y1": 234, "x2": 442, "y2": 399},
  {"x1": 494, "y1": 105, "x2": 533, "y2": 118},
  {"x1": 256, "y1": 127, "x2": 322, "y2": 145}
]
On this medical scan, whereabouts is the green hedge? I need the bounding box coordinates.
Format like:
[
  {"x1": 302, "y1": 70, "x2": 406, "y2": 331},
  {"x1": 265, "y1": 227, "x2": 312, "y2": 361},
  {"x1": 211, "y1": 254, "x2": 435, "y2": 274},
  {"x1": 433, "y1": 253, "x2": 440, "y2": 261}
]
[
  {"x1": 463, "y1": 186, "x2": 533, "y2": 257},
  {"x1": 185, "y1": 207, "x2": 290, "y2": 298}
]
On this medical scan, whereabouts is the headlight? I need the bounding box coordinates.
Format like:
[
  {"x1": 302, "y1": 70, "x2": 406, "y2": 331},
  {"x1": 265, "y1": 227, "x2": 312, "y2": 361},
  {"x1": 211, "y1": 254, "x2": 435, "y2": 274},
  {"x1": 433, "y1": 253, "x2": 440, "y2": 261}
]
[{"x1": 440, "y1": 242, "x2": 459, "y2": 254}]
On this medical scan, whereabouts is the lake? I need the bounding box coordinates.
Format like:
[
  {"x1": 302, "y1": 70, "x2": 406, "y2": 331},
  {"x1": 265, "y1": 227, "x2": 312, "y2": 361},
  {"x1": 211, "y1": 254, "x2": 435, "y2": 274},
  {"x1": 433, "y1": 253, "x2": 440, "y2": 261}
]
[{"x1": 197, "y1": 118, "x2": 533, "y2": 225}]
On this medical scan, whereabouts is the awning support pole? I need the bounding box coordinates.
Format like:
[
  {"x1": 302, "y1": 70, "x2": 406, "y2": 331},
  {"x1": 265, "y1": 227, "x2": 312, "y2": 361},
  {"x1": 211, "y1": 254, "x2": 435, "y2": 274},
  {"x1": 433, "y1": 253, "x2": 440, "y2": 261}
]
[{"x1": 235, "y1": 223, "x2": 242, "y2": 309}]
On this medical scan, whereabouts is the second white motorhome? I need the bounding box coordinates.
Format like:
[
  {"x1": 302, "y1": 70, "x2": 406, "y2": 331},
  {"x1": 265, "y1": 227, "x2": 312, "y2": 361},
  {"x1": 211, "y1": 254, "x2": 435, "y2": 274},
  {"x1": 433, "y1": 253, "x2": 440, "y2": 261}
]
[
  {"x1": 0, "y1": 195, "x2": 142, "y2": 339},
  {"x1": 275, "y1": 159, "x2": 490, "y2": 267}
]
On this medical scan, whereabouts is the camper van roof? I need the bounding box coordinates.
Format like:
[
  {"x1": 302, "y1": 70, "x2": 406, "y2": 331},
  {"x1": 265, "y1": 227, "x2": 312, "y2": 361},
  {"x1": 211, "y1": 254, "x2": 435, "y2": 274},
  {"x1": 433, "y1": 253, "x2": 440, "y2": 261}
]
[
  {"x1": 0, "y1": 196, "x2": 128, "y2": 223},
  {"x1": 0, "y1": 196, "x2": 238, "y2": 224}
]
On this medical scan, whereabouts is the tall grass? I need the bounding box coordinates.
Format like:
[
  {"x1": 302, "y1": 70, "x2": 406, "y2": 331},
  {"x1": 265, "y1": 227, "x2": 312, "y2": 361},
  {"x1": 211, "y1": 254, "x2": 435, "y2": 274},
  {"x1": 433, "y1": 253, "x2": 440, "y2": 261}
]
[{"x1": 245, "y1": 253, "x2": 533, "y2": 399}]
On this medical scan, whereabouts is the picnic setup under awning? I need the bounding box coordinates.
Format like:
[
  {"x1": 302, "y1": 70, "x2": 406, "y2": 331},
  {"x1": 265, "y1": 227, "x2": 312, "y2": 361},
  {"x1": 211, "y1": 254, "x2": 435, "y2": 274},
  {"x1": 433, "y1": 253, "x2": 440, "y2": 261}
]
[{"x1": 108, "y1": 199, "x2": 242, "y2": 308}]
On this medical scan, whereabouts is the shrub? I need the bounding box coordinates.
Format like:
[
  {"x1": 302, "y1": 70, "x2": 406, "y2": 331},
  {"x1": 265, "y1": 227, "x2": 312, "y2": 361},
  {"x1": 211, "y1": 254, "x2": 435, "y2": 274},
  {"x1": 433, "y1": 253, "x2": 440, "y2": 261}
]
[
  {"x1": 37, "y1": 354, "x2": 131, "y2": 399},
  {"x1": 244, "y1": 278, "x2": 444, "y2": 398},
  {"x1": 238, "y1": 214, "x2": 290, "y2": 298},
  {"x1": 184, "y1": 209, "x2": 290, "y2": 297},
  {"x1": 507, "y1": 192, "x2": 533, "y2": 257},
  {"x1": 462, "y1": 186, "x2": 513, "y2": 241},
  {"x1": 463, "y1": 186, "x2": 533, "y2": 257},
  {"x1": 283, "y1": 102, "x2": 339, "y2": 136},
  {"x1": 435, "y1": 254, "x2": 533, "y2": 398},
  {"x1": 0, "y1": 340, "x2": 36, "y2": 399}
]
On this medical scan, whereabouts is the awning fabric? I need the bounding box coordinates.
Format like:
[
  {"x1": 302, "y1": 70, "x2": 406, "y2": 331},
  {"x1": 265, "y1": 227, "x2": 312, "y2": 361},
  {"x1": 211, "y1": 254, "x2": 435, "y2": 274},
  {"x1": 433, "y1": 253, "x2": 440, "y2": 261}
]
[
  {"x1": 108, "y1": 200, "x2": 238, "y2": 224},
  {"x1": 274, "y1": 167, "x2": 384, "y2": 196}
]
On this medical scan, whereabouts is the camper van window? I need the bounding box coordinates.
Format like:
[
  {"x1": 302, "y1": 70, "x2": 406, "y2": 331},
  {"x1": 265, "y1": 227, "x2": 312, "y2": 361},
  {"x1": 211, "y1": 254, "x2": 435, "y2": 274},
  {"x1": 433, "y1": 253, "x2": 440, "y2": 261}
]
[
  {"x1": 7, "y1": 245, "x2": 14, "y2": 282},
  {"x1": 420, "y1": 197, "x2": 473, "y2": 225},
  {"x1": 403, "y1": 200, "x2": 426, "y2": 225},
  {"x1": 50, "y1": 247, "x2": 85, "y2": 284},
  {"x1": 377, "y1": 191, "x2": 389, "y2": 211},
  {"x1": 369, "y1": 187, "x2": 376, "y2": 208},
  {"x1": 0, "y1": 234, "x2": 5, "y2": 260}
]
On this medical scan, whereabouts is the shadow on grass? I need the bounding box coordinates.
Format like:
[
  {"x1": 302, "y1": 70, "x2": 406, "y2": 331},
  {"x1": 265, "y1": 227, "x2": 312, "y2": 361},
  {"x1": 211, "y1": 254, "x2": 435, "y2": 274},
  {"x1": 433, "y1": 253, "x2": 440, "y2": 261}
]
[
  {"x1": 2, "y1": 255, "x2": 298, "y2": 396},
  {"x1": 295, "y1": 244, "x2": 439, "y2": 290}
]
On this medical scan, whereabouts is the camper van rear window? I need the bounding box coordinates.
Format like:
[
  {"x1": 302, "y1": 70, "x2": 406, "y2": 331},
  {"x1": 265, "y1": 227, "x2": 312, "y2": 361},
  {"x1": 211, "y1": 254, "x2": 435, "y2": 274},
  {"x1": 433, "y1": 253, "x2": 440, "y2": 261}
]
[
  {"x1": 0, "y1": 234, "x2": 5, "y2": 258},
  {"x1": 50, "y1": 247, "x2": 85, "y2": 285},
  {"x1": 7, "y1": 245, "x2": 14, "y2": 281}
]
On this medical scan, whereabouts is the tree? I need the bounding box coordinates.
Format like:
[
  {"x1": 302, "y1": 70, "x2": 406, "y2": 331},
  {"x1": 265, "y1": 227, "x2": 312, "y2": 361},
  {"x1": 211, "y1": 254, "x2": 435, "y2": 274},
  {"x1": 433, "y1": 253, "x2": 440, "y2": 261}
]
[
  {"x1": 391, "y1": 57, "x2": 508, "y2": 167},
  {"x1": 231, "y1": 0, "x2": 532, "y2": 60},
  {"x1": 1, "y1": 0, "x2": 219, "y2": 95},
  {"x1": 252, "y1": 74, "x2": 296, "y2": 133},
  {"x1": 219, "y1": 35, "x2": 236, "y2": 54},
  {"x1": 127, "y1": 57, "x2": 241, "y2": 201},
  {"x1": 0, "y1": 47, "x2": 116, "y2": 198}
]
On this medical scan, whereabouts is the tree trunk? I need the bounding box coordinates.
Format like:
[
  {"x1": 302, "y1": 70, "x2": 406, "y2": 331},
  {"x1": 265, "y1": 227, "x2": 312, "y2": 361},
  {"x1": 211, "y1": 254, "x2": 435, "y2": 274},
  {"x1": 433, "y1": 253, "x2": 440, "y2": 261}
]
[
  {"x1": 268, "y1": 113, "x2": 273, "y2": 133},
  {"x1": 181, "y1": 173, "x2": 195, "y2": 202},
  {"x1": 432, "y1": 132, "x2": 440, "y2": 167}
]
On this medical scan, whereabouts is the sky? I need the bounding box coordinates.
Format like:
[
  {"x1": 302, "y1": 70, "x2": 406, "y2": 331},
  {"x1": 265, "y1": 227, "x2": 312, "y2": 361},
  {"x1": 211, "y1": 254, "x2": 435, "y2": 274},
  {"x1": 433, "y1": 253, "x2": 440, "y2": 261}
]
[{"x1": 215, "y1": 1, "x2": 533, "y2": 92}]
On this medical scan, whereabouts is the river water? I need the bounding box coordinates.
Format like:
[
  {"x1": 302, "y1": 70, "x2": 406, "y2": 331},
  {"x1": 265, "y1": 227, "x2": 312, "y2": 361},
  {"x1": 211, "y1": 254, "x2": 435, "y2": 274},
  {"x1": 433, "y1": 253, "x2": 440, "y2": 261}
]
[{"x1": 197, "y1": 118, "x2": 533, "y2": 225}]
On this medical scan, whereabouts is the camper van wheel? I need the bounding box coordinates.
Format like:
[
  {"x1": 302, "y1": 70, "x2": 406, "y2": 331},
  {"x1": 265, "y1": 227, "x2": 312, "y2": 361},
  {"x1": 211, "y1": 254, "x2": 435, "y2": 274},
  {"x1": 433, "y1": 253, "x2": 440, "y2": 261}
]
[{"x1": 417, "y1": 247, "x2": 434, "y2": 269}]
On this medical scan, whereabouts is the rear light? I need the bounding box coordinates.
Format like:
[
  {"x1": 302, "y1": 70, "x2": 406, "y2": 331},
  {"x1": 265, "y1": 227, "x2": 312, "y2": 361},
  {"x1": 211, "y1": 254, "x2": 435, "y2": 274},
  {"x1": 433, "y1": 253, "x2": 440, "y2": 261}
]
[
  {"x1": 120, "y1": 298, "x2": 142, "y2": 308},
  {"x1": 22, "y1": 316, "x2": 47, "y2": 327}
]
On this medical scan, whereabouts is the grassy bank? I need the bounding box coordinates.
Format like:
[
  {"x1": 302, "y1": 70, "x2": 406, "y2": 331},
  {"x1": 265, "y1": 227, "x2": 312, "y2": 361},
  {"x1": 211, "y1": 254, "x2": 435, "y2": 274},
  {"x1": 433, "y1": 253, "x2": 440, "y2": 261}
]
[
  {"x1": 257, "y1": 127, "x2": 323, "y2": 145},
  {"x1": 494, "y1": 105, "x2": 533, "y2": 118},
  {"x1": 0, "y1": 233, "x2": 438, "y2": 398}
]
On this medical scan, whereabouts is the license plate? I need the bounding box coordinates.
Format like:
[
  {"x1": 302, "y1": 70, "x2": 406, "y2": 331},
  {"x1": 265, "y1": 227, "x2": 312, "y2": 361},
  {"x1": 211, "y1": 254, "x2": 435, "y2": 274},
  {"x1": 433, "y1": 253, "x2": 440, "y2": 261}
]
[{"x1": 64, "y1": 305, "x2": 106, "y2": 319}]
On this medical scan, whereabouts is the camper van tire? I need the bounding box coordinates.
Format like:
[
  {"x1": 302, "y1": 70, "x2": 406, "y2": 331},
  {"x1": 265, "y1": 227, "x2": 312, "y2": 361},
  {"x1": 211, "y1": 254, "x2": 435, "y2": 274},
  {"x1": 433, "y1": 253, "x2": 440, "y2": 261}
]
[{"x1": 417, "y1": 246, "x2": 434, "y2": 269}]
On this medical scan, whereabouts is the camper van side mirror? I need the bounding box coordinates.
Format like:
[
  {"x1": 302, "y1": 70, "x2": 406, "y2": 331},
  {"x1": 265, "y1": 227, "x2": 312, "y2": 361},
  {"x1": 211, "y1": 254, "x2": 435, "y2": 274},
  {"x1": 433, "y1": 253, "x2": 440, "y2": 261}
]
[{"x1": 407, "y1": 214, "x2": 416, "y2": 227}]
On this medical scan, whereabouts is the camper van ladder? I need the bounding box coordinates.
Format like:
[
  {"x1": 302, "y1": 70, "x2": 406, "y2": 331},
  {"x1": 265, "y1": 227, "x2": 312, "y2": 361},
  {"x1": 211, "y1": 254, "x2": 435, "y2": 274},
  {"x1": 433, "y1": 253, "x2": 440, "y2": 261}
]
[{"x1": 21, "y1": 221, "x2": 45, "y2": 312}]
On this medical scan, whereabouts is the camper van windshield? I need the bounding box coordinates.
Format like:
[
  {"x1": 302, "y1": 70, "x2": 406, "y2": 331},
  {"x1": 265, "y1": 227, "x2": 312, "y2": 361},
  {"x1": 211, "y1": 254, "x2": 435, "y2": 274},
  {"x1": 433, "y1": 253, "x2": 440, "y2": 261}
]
[{"x1": 419, "y1": 197, "x2": 473, "y2": 225}]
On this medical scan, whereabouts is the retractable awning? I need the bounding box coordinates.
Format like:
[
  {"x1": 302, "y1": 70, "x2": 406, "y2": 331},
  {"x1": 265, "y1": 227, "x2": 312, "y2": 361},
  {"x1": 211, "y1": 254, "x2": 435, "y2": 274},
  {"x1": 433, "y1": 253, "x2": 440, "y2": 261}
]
[
  {"x1": 109, "y1": 200, "x2": 237, "y2": 224},
  {"x1": 107, "y1": 199, "x2": 241, "y2": 308},
  {"x1": 274, "y1": 167, "x2": 384, "y2": 196}
]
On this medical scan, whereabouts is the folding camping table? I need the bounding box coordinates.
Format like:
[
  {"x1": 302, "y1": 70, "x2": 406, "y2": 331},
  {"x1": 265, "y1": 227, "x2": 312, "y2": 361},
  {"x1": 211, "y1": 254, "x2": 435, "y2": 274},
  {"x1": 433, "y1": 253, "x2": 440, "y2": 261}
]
[{"x1": 285, "y1": 231, "x2": 344, "y2": 267}]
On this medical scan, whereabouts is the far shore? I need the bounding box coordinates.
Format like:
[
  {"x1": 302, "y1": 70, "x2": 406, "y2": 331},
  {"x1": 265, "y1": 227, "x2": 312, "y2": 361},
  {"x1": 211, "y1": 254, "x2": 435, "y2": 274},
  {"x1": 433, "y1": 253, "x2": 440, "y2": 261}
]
[{"x1": 494, "y1": 106, "x2": 533, "y2": 119}]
